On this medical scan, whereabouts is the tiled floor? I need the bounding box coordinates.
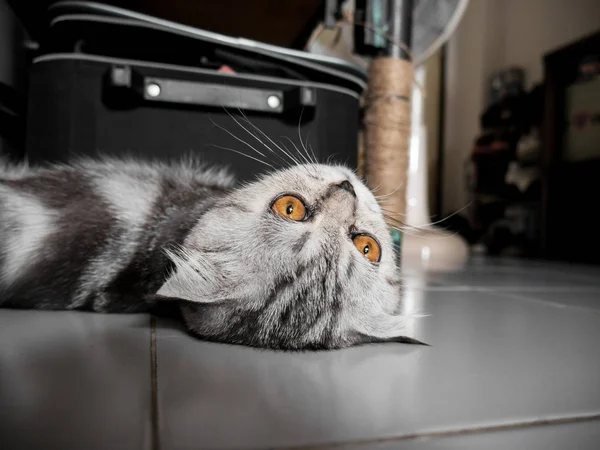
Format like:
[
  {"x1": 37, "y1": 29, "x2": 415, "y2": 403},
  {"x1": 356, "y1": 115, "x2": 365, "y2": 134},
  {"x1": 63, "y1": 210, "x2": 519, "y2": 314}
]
[{"x1": 1, "y1": 255, "x2": 600, "y2": 449}]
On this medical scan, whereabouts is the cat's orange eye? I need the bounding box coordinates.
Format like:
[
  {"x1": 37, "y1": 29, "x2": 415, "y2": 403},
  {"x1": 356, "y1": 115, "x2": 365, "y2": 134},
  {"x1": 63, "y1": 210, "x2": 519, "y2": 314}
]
[
  {"x1": 353, "y1": 234, "x2": 381, "y2": 263},
  {"x1": 271, "y1": 195, "x2": 307, "y2": 221}
]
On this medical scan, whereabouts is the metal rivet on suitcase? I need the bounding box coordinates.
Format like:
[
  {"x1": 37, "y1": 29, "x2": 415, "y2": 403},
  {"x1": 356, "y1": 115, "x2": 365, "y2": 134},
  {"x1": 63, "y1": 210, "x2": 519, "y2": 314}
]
[
  {"x1": 267, "y1": 95, "x2": 281, "y2": 109},
  {"x1": 146, "y1": 83, "x2": 162, "y2": 98}
]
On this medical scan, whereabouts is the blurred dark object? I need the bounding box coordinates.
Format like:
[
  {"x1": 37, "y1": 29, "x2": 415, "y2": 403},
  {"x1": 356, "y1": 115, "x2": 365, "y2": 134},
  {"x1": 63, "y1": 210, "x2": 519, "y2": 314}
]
[
  {"x1": 488, "y1": 67, "x2": 525, "y2": 107},
  {"x1": 466, "y1": 67, "x2": 545, "y2": 257},
  {"x1": 481, "y1": 202, "x2": 541, "y2": 257},
  {"x1": 0, "y1": 82, "x2": 26, "y2": 161},
  {"x1": 542, "y1": 30, "x2": 600, "y2": 265},
  {"x1": 438, "y1": 213, "x2": 479, "y2": 245},
  {"x1": 6, "y1": 0, "x2": 325, "y2": 49},
  {"x1": 577, "y1": 54, "x2": 600, "y2": 80},
  {"x1": 481, "y1": 81, "x2": 545, "y2": 137}
]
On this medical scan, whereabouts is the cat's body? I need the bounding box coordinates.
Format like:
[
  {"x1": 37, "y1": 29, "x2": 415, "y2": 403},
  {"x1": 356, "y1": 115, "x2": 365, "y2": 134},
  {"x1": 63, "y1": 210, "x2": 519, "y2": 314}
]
[
  {"x1": 0, "y1": 157, "x2": 422, "y2": 350},
  {"x1": 0, "y1": 158, "x2": 234, "y2": 313}
]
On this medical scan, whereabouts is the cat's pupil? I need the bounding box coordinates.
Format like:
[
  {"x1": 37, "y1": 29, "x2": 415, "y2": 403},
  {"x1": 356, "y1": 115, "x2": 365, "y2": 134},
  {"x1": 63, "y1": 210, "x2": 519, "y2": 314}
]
[
  {"x1": 364, "y1": 245, "x2": 370, "y2": 255},
  {"x1": 286, "y1": 204, "x2": 294, "y2": 214}
]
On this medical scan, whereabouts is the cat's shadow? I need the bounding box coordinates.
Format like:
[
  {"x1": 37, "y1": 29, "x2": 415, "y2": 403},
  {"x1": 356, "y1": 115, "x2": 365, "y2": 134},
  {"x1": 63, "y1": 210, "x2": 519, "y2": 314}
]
[
  {"x1": 0, "y1": 311, "x2": 155, "y2": 449},
  {"x1": 151, "y1": 313, "x2": 428, "y2": 448},
  {"x1": 152, "y1": 314, "x2": 185, "y2": 332},
  {"x1": 2, "y1": 310, "x2": 426, "y2": 448},
  {"x1": 148, "y1": 313, "x2": 427, "y2": 354}
]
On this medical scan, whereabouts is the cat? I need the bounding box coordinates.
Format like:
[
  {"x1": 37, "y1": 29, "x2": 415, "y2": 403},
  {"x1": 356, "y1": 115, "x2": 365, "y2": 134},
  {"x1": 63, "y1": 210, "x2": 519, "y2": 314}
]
[{"x1": 0, "y1": 154, "x2": 425, "y2": 350}]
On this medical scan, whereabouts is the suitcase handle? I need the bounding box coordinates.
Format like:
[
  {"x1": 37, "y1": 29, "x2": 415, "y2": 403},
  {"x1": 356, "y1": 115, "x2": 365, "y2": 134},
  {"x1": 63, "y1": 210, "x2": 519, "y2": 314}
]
[{"x1": 106, "y1": 65, "x2": 317, "y2": 114}]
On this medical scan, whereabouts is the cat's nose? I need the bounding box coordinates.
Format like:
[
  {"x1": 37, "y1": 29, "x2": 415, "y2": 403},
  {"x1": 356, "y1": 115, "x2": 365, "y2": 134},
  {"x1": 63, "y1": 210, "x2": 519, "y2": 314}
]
[{"x1": 337, "y1": 180, "x2": 356, "y2": 198}]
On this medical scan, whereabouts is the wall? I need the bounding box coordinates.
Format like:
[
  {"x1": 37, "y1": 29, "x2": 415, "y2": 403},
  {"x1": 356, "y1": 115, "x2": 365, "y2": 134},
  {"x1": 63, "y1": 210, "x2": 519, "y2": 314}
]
[
  {"x1": 502, "y1": 0, "x2": 600, "y2": 89},
  {"x1": 423, "y1": 50, "x2": 441, "y2": 214},
  {"x1": 442, "y1": 0, "x2": 600, "y2": 215},
  {"x1": 442, "y1": 0, "x2": 490, "y2": 216}
]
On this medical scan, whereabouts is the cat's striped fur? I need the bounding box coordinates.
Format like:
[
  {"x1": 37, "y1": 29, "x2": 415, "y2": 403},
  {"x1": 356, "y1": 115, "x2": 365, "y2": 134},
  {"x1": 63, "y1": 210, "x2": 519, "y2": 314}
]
[{"x1": 0, "y1": 157, "x2": 424, "y2": 350}]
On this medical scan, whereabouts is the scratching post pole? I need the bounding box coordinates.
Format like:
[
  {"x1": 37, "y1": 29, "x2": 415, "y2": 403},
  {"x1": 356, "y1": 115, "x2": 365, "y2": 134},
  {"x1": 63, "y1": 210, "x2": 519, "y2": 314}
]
[
  {"x1": 364, "y1": 58, "x2": 413, "y2": 217},
  {"x1": 363, "y1": 0, "x2": 413, "y2": 261}
]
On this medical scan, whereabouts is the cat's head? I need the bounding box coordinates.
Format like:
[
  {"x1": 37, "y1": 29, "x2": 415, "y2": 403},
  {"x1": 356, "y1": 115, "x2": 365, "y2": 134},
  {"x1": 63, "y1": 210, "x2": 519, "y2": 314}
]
[{"x1": 156, "y1": 163, "x2": 423, "y2": 350}]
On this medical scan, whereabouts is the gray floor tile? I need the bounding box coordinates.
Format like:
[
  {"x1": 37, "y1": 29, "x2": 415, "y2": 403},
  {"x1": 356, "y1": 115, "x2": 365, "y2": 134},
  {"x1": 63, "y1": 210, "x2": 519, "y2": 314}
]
[
  {"x1": 356, "y1": 419, "x2": 600, "y2": 450},
  {"x1": 457, "y1": 255, "x2": 600, "y2": 275},
  {"x1": 0, "y1": 310, "x2": 152, "y2": 450},
  {"x1": 155, "y1": 286, "x2": 600, "y2": 450},
  {"x1": 425, "y1": 267, "x2": 600, "y2": 289},
  {"x1": 402, "y1": 256, "x2": 600, "y2": 290},
  {"x1": 499, "y1": 290, "x2": 600, "y2": 313}
]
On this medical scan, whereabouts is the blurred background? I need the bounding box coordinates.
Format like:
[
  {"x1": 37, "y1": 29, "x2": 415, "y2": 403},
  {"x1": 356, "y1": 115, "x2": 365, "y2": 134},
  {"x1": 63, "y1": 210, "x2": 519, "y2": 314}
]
[{"x1": 1, "y1": 0, "x2": 600, "y2": 265}]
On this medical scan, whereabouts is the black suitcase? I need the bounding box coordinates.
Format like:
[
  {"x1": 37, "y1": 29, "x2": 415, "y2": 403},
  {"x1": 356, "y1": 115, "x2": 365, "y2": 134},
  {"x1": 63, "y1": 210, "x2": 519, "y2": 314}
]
[{"x1": 24, "y1": 2, "x2": 367, "y2": 181}]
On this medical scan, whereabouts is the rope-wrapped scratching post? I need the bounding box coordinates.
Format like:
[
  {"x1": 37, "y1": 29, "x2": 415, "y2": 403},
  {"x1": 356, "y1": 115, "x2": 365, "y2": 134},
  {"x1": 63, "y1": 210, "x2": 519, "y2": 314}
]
[{"x1": 364, "y1": 57, "x2": 413, "y2": 257}]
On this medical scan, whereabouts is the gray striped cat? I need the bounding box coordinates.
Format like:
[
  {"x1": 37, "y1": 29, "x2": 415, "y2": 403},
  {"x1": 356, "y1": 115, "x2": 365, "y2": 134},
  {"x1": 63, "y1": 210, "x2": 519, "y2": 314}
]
[{"x1": 0, "y1": 155, "x2": 424, "y2": 350}]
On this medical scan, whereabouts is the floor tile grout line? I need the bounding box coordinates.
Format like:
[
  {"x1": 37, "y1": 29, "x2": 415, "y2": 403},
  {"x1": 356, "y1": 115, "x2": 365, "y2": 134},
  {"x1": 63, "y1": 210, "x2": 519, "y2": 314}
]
[
  {"x1": 408, "y1": 286, "x2": 600, "y2": 313},
  {"x1": 416, "y1": 286, "x2": 600, "y2": 292},
  {"x1": 277, "y1": 413, "x2": 600, "y2": 450},
  {"x1": 494, "y1": 291, "x2": 600, "y2": 314},
  {"x1": 469, "y1": 289, "x2": 600, "y2": 315},
  {"x1": 150, "y1": 315, "x2": 161, "y2": 450}
]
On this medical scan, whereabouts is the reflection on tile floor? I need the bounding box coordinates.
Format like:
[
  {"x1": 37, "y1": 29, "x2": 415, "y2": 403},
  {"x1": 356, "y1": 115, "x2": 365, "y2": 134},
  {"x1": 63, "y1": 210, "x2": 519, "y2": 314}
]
[
  {"x1": 0, "y1": 311, "x2": 152, "y2": 450},
  {"x1": 155, "y1": 288, "x2": 600, "y2": 449},
  {"x1": 1, "y1": 256, "x2": 600, "y2": 450},
  {"x1": 359, "y1": 418, "x2": 600, "y2": 450}
]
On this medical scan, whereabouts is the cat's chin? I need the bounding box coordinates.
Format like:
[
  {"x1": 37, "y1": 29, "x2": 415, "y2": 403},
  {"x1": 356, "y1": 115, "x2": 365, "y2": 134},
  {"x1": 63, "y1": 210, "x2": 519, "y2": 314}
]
[{"x1": 147, "y1": 294, "x2": 428, "y2": 350}]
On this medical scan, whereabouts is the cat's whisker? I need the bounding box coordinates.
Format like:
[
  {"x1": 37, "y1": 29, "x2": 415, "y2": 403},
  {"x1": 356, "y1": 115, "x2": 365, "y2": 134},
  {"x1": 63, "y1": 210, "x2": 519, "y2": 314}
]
[
  {"x1": 382, "y1": 214, "x2": 422, "y2": 233},
  {"x1": 221, "y1": 110, "x2": 291, "y2": 168},
  {"x1": 282, "y1": 136, "x2": 312, "y2": 166},
  {"x1": 305, "y1": 132, "x2": 319, "y2": 165},
  {"x1": 380, "y1": 207, "x2": 407, "y2": 216},
  {"x1": 280, "y1": 136, "x2": 320, "y2": 178},
  {"x1": 383, "y1": 203, "x2": 472, "y2": 228},
  {"x1": 209, "y1": 144, "x2": 275, "y2": 169},
  {"x1": 382, "y1": 213, "x2": 412, "y2": 227},
  {"x1": 232, "y1": 108, "x2": 294, "y2": 165},
  {"x1": 220, "y1": 108, "x2": 292, "y2": 170},
  {"x1": 279, "y1": 139, "x2": 317, "y2": 178},
  {"x1": 375, "y1": 199, "x2": 397, "y2": 206},
  {"x1": 373, "y1": 187, "x2": 404, "y2": 200},
  {"x1": 372, "y1": 180, "x2": 406, "y2": 200},
  {"x1": 370, "y1": 182, "x2": 383, "y2": 193},
  {"x1": 383, "y1": 214, "x2": 459, "y2": 240},
  {"x1": 385, "y1": 224, "x2": 423, "y2": 238},
  {"x1": 386, "y1": 225, "x2": 432, "y2": 239},
  {"x1": 235, "y1": 110, "x2": 306, "y2": 168},
  {"x1": 209, "y1": 119, "x2": 270, "y2": 161},
  {"x1": 296, "y1": 109, "x2": 318, "y2": 165},
  {"x1": 419, "y1": 203, "x2": 472, "y2": 228},
  {"x1": 387, "y1": 224, "x2": 460, "y2": 240}
]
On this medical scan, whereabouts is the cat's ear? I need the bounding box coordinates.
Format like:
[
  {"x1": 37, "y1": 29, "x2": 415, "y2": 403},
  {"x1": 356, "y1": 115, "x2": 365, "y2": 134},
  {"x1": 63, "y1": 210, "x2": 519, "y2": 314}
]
[
  {"x1": 156, "y1": 248, "x2": 222, "y2": 303},
  {"x1": 145, "y1": 294, "x2": 221, "y2": 321},
  {"x1": 352, "y1": 311, "x2": 429, "y2": 346},
  {"x1": 155, "y1": 275, "x2": 221, "y2": 303},
  {"x1": 144, "y1": 294, "x2": 188, "y2": 318},
  {"x1": 147, "y1": 293, "x2": 223, "y2": 309},
  {"x1": 354, "y1": 333, "x2": 429, "y2": 346},
  {"x1": 146, "y1": 293, "x2": 186, "y2": 303}
]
